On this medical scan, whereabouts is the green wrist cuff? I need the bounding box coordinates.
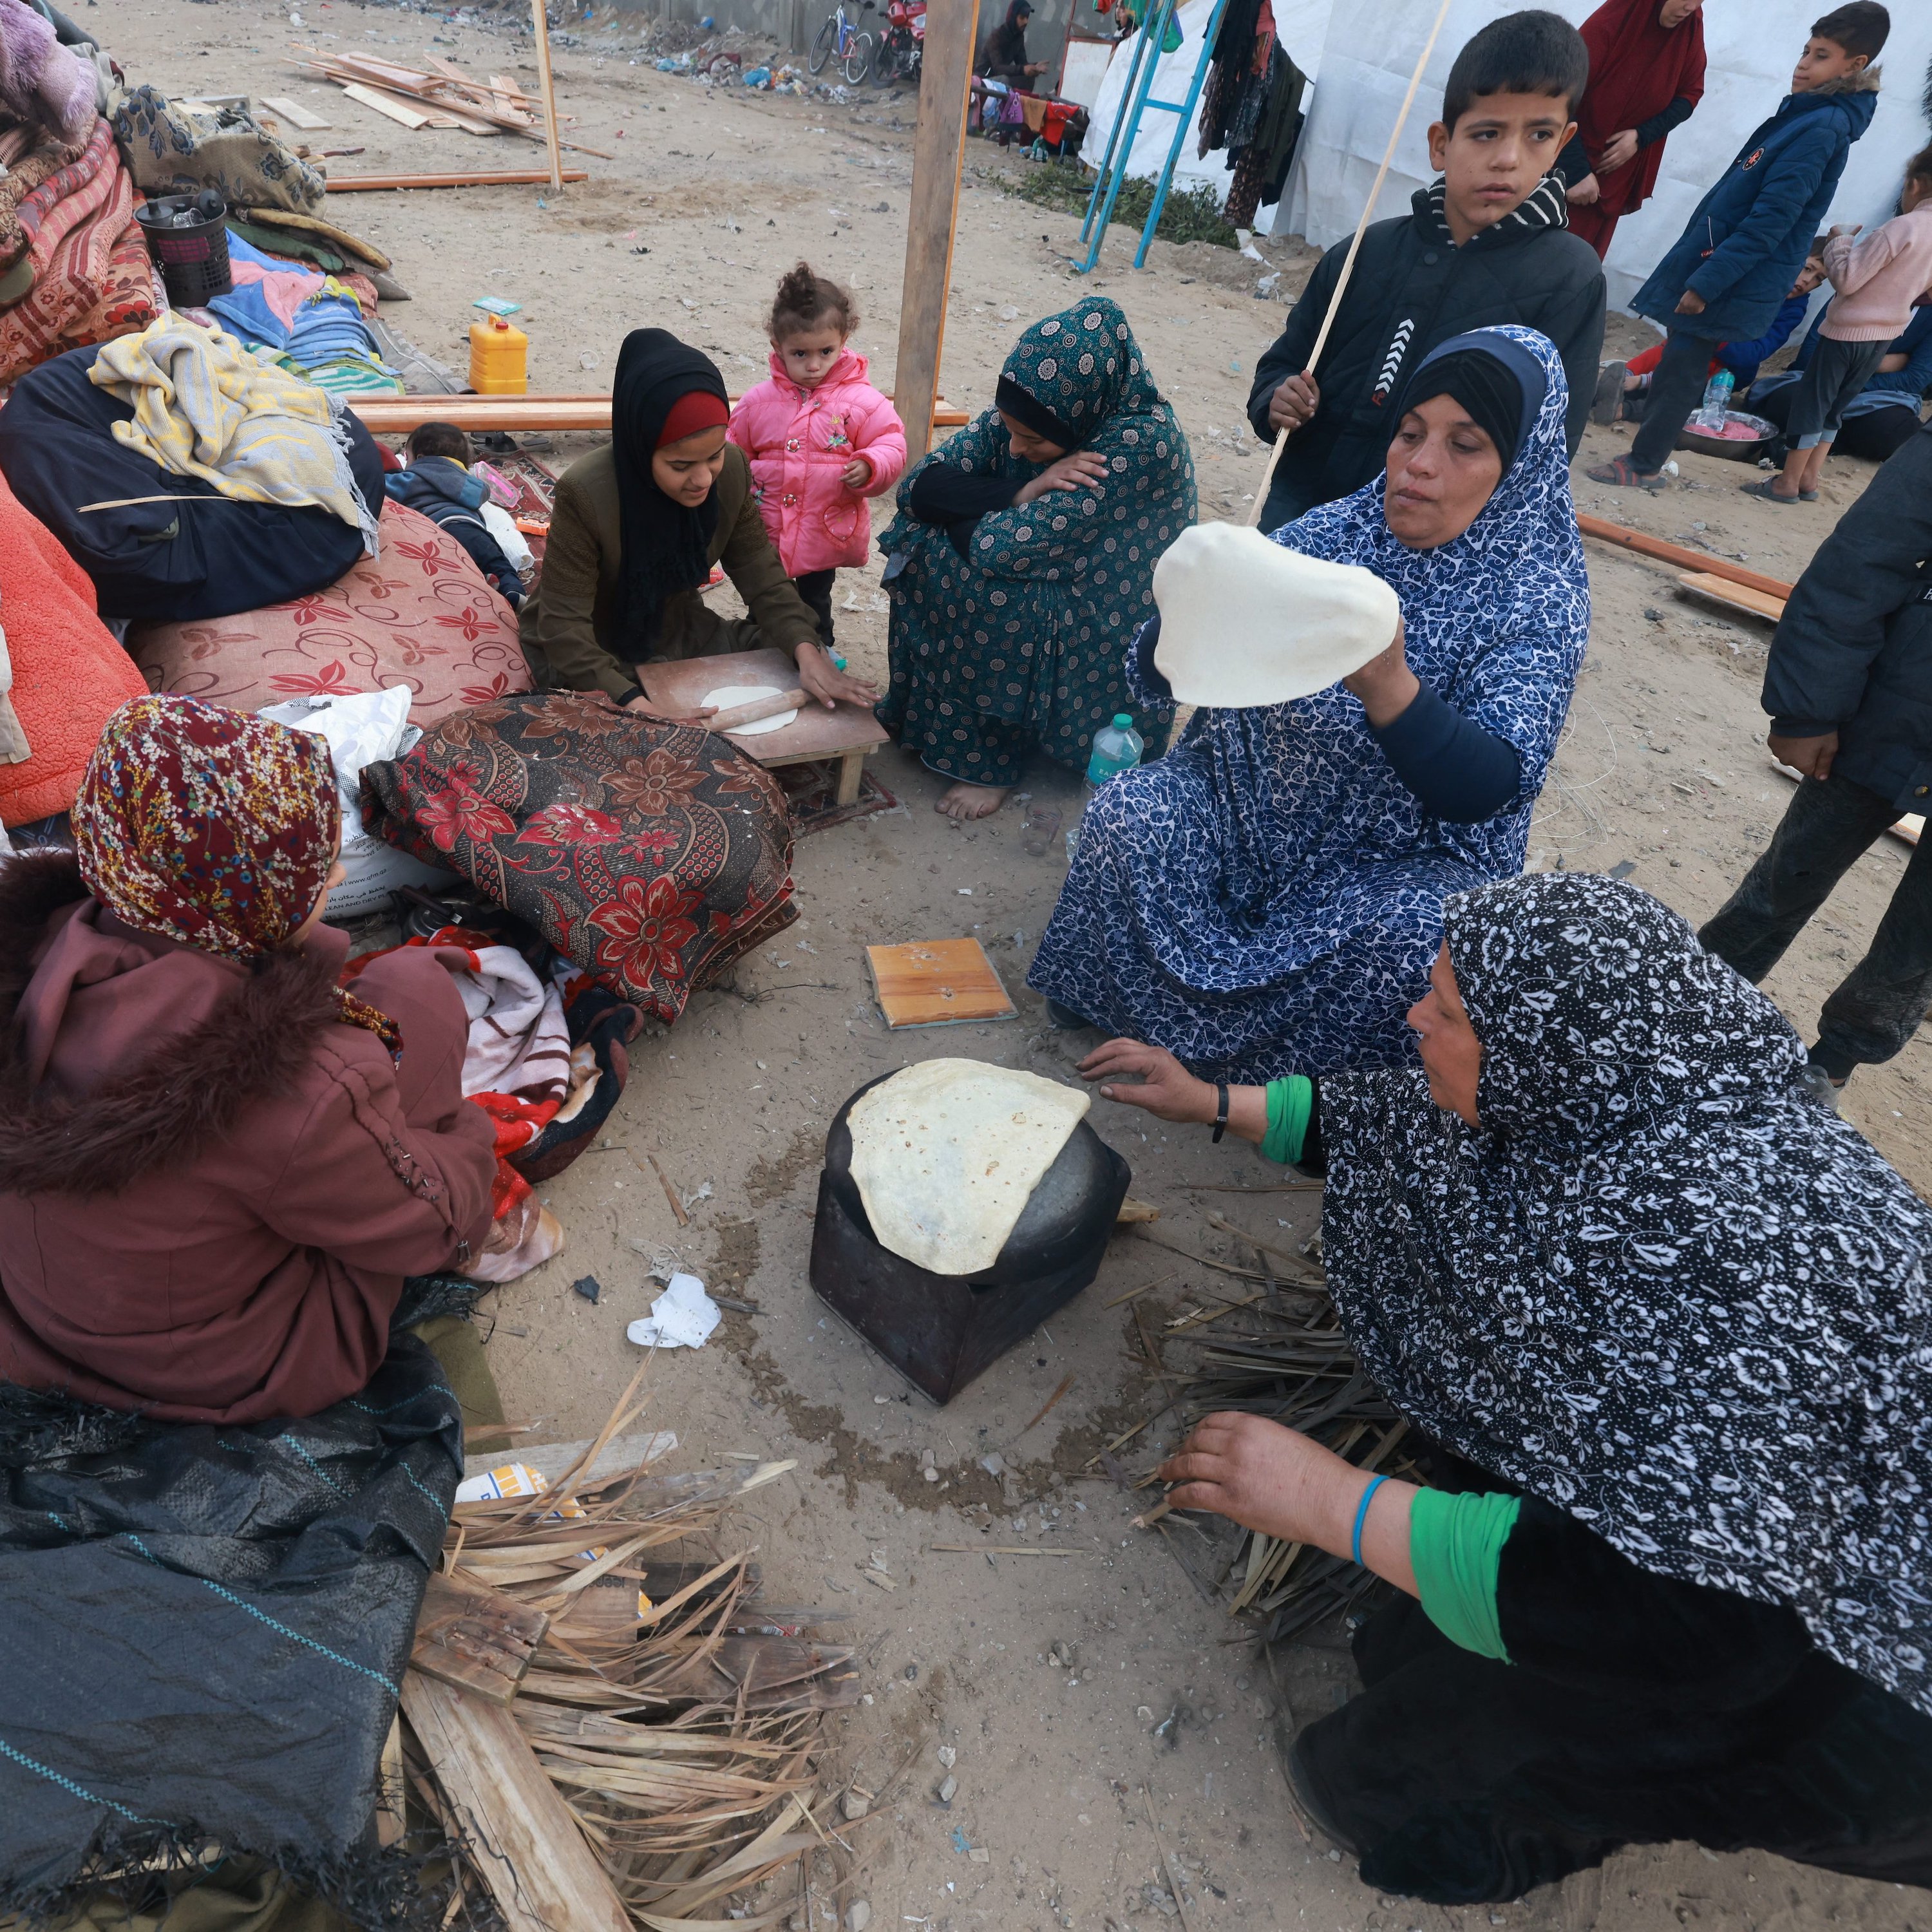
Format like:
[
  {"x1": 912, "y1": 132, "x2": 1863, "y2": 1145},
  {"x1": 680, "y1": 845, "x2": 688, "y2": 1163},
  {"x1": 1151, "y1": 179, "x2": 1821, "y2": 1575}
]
[
  {"x1": 1410, "y1": 1489, "x2": 1519, "y2": 1663},
  {"x1": 1261, "y1": 1076, "x2": 1314, "y2": 1167}
]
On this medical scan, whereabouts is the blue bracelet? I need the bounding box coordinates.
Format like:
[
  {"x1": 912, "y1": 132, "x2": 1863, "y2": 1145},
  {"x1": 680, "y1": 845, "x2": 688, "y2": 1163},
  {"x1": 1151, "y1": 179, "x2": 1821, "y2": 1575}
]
[{"x1": 1351, "y1": 1474, "x2": 1389, "y2": 1567}]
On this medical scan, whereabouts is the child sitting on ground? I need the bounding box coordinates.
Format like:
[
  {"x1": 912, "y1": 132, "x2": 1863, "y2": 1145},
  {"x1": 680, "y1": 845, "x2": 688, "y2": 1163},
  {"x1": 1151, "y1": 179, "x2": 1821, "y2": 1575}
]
[
  {"x1": 1593, "y1": 261, "x2": 1826, "y2": 424},
  {"x1": 728, "y1": 263, "x2": 907, "y2": 649},
  {"x1": 1245, "y1": 8, "x2": 1604, "y2": 529},
  {"x1": 1746, "y1": 141, "x2": 1932, "y2": 502},
  {"x1": 385, "y1": 422, "x2": 529, "y2": 607},
  {"x1": 1590, "y1": 1, "x2": 1888, "y2": 493}
]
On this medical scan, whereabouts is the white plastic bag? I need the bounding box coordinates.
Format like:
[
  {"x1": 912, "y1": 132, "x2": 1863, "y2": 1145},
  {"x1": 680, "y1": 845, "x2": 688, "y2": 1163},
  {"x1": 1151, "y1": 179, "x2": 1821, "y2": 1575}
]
[{"x1": 259, "y1": 687, "x2": 457, "y2": 918}]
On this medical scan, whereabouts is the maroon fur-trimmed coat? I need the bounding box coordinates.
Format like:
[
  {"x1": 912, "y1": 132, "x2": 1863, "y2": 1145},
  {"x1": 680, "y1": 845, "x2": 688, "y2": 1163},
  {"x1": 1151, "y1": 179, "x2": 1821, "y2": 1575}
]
[{"x1": 0, "y1": 851, "x2": 495, "y2": 1423}]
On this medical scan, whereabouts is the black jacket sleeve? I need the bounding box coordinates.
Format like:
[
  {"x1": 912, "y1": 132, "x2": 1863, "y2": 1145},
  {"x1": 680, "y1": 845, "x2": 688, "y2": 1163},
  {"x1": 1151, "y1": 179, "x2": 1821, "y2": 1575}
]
[
  {"x1": 1635, "y1": 95, "x2": 1695, "y2": 149},
  {"x1": 1556, "y1": 131, "x2": 1591, "y2": 187},
  {"x1": 1371, "y1": 683, "x2": 1522, "y2": 821},
  {"x1": 1247, "y1": 240, "x2": 1345, "y2": 444},
  {"x1": 1765, "y1": 426, "x2": 1932, "y2": 736},
  {"x1": 1537, "y1": 242, "x2": 1608, "y2": 458},
  {"x1": 907, "y1": 468, "x2": 1021, "y2": 558}
]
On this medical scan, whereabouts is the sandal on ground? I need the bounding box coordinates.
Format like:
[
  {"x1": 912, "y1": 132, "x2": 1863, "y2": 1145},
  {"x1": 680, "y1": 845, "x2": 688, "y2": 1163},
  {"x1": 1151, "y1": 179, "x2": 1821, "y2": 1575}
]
[
  {"x1": 1585, "y1": 455, "x2": 1666, "y2": 491},
  {"x1": 1740, "y1": 477, "x2": 1803, "y2": 504},
  {"x1": 1800, "y1": 488, "x2": 1820, "y2": 502}
]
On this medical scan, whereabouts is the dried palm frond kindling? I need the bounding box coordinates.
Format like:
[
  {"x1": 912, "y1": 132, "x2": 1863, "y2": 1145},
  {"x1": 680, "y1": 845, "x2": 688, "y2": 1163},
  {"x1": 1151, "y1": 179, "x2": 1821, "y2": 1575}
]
[
  {"x1": 1141, "y1": 1236, "x2": 1419, "y2": 1645},
  {"x1": 405, "y1": 1378, "x2": 860, "y2": 1929}
]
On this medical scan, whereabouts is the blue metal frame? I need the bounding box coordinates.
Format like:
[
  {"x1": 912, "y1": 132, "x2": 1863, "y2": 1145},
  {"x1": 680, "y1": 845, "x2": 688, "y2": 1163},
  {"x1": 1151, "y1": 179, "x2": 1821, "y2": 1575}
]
[{"x1": 1074, "y1": 0, "x2": 1228, "y2": 274}]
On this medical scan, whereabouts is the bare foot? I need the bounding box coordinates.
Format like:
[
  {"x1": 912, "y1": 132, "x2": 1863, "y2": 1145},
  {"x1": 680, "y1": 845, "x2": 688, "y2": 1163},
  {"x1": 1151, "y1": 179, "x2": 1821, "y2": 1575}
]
[{"x1": 936, "y1": 781, "x2": 1010, "y2": 821}]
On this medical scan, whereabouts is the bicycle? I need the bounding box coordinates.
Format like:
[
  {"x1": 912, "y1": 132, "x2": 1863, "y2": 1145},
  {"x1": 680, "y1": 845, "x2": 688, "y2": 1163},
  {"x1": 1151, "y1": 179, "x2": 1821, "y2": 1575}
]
[{"x1": 809, "y1": 0, "x2": 874, "y2": 84}]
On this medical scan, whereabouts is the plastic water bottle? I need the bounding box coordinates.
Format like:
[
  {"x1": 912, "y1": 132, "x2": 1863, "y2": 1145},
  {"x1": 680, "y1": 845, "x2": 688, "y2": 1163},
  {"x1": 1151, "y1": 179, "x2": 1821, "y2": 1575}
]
[
  {"x1": 1695, "y1": 369, "x2": 1734, "y2": 433},
  {"x1": 1066, "y1": 714, "x2": 1144, "y2": 861}
]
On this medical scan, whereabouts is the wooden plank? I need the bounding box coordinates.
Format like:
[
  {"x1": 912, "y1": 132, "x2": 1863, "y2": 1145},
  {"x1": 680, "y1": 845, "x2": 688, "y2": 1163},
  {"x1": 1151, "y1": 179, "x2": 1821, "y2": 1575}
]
[
  {"x1": 529, "y1": 0, "x2": 565, "y2": 193},
  {"x1": 327, "y1": 167, "x2": 589, "y2": 192},
  {"x1": 893, "y1": 0, "x2": 983, "y2": 461},
  {"x1": 639, "y1": 647, "x2": 888, "y2": 770},
  {"x1": 1578, "y1": 513, "x2": 1794, "y2": 602},
  {"x1": 346, "y1": 391, "x2": 965, "y2": 432},
  {"x1": 462, "y1": 1430, "x2": 678, "y2": 1484},
  {"x1": 866, "y1": 938, "x2": 1016, "y2": 1028},
  {"x1": 1676, "y1": 571, "x2": 1786, "y2": 625},
  {"x1": 410, "y1": 1571, "x2": 549, "y2": 1705},
  {"x1": 401, "y1": 1672, "x2": 634, "y2": 1932},
  {"x1": 341, "y1": 81, "x2": 438, "y2": 129},
  {"x1": 263, "y1": 93, "x2": 331, "y2": 129}
]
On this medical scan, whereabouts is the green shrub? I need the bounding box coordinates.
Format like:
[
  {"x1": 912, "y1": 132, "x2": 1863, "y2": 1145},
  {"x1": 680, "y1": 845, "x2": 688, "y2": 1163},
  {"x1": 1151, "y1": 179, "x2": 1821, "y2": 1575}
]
[{"x1": 990, "y1": 163, "x2": 1238, "y2": 249}]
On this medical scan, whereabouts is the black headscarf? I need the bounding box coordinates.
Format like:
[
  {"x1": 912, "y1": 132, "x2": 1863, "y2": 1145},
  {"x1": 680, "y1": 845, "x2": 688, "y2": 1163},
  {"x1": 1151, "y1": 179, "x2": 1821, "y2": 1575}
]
[
  {"x1": 995, "y1": 372, "x2": 1082, "y2": 450},
  {"x1": 1320, "y1": 870, "x2": 1932, "y2": 1717},
  {"x1": 610, "y1": 328, "x2": 729, "y2": 663},
  {"x1": 1387, "y1": 329, "x2": 1548, "y2": 477}
]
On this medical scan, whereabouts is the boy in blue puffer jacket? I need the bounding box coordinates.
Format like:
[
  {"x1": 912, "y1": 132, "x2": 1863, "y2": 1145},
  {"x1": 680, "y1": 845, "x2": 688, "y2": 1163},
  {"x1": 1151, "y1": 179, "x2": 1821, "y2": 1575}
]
[
  {"x1": 1587, "y1": 1, "x2": 1886, "y2": 492},
  {"x1": 384, "y1": 422, "x2": 527, "y2": 607}
]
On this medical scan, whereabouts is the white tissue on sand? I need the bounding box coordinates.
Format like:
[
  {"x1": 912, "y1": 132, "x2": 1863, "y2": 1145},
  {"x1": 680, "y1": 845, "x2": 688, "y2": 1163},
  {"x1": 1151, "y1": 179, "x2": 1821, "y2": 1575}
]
[{"x1": 627, "y1": 1272, "x2": 721, "y2": 1349}]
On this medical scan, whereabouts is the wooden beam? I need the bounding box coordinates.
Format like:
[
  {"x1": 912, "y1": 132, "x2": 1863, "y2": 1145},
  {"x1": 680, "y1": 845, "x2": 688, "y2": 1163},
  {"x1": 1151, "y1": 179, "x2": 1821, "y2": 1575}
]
[
  {"x1": 529, "y1": 0, "x2": 565, "y2": 194},
  {"x1": 263, "y1": 94, "x2": 331, "y2": 129},
  {"x1": 401, "y1": 1671, "x2": 633, "y2": 1932},
  {"x1": 326, "y1": 168, "x2": 590, "y2": 192},
  {"x1": 348, "y1": 393, "x2": 969, "y2": 434},
  {"x1": 410, "y1": 1571, "x2": 549, "y2": 1705},
  {"x1": 1577, "y1": 513, "x2": 1794, "y2": 603},
  {"x1": 893, "y1": 0, "x2": 983, "y2": 462},
  {"x1": 341, "y1": 81, "x2": 437, "y2": 129}
]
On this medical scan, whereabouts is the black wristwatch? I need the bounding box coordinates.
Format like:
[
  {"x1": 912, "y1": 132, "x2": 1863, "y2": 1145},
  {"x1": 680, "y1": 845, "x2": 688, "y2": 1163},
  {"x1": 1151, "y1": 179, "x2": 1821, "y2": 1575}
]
[{"x1": 1211, "y1": 1082, "x2": 1229, "y2": 1144}]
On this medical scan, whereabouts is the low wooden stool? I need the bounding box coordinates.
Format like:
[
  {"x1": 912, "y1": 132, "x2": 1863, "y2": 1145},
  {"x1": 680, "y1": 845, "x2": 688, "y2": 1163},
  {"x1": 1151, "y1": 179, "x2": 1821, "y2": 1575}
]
[{"x1": 639, "y1": 646, "x2": 889, "y2": 807}]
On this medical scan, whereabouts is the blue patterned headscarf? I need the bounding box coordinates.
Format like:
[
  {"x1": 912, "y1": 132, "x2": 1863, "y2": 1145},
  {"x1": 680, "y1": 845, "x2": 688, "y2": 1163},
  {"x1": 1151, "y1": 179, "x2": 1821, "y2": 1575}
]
[{"x1": 1203, "y1": 325, "x2": 1590, "y2": 913}]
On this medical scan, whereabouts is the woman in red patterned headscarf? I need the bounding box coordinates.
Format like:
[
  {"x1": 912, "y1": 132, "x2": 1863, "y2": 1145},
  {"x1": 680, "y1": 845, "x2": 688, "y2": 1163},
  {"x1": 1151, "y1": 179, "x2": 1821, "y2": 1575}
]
[
  {"x1": 0, "y1": 695, "x2": 496, "y2": 1424},
  {"x1": 1561, "y1": 0, "x2": 1708, "y2": 260}
]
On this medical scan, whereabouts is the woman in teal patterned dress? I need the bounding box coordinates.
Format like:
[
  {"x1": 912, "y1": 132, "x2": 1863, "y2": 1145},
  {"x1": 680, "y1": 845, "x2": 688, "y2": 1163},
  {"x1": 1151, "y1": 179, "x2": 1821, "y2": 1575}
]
[{"x1": 876, "y1": 297, "x2": 1197, "y2": 819}]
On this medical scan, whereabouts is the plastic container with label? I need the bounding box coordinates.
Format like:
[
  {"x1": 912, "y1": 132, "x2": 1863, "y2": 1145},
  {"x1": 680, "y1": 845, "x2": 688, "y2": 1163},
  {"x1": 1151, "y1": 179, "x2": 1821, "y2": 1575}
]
[{"x1": 469, "y1": 314, "x2": 528, "y2": 395}]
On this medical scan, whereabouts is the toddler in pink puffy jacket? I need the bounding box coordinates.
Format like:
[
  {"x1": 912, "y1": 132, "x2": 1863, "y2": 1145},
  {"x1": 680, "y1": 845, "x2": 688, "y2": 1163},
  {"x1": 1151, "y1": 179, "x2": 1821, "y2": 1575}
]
[{"x1": 728, "y1": 262, "x2": 907, "y2": 650}]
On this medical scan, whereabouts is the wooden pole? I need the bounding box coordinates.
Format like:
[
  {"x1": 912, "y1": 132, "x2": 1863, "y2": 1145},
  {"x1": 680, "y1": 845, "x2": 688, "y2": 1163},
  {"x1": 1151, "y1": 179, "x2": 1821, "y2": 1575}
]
[
  {"x1": 529, "y1": 0, "x2": 565, "y2": 194},
  {"x1": 1248, "y1": 0, "x2": 1455, "y2": 526},
  {"x1": 893, "y1": 0, "x2": 983, "y2": 464}
]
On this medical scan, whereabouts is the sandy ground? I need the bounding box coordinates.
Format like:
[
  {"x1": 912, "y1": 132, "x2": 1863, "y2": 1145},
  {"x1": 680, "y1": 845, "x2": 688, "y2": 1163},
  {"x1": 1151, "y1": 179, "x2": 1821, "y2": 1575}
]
[{"x1": 95, "y1": 2, "x2": 1932, "y2": 1926}]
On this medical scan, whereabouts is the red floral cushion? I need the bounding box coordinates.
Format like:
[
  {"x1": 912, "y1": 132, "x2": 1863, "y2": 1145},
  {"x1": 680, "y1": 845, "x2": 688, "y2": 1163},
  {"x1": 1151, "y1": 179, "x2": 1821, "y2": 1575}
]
[{"x1": 128, "y1": 498, "x2": 531, "y2": 728}]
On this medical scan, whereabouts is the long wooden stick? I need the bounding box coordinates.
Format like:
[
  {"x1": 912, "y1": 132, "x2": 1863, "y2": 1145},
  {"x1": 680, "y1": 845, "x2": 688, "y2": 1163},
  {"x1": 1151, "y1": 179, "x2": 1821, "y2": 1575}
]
[
  {"x1": 529, "y1": 0, "x2": 564, "y2": 193},
  {"x1": 1248, "y1": 0, "x2": 1457, "y2": 526},
  {"x1": 1576, "y1": 513, "x2": 1795, "y2": 601}
]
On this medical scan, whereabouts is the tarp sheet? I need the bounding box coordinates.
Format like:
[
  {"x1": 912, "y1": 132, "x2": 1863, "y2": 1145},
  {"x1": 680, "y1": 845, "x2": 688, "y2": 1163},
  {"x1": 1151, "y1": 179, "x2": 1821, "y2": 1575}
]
[
  {"x1": 1273, "y1": 0, "x2": 1932, "y2": 314},
  {"x1": 0, "y1": 1332, "x2": 460, "y2": 1923}
]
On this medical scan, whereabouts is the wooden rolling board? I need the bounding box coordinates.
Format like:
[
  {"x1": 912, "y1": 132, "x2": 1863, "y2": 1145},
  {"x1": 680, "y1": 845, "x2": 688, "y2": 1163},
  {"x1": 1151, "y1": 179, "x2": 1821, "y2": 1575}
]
[
  {"x1": 1678, "y1": 572, "x2": 1786, "y2": 625},
  {"x1": 867, "y1": 938, "x2": 1016, "y2": 1028},
  {"x1": 639, "y1": 647, "x2": 887, "y2": 770}
]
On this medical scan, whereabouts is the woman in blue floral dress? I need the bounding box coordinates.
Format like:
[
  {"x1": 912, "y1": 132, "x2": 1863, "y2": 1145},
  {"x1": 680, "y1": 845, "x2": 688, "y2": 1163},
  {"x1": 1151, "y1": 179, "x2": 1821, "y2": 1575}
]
[
  {"x1": 1028, "y1": 326, "x2": 1590, "y2": 1081},
  {"x1": 876, "y1": 296, "x2": 1197, "y2": 820}
]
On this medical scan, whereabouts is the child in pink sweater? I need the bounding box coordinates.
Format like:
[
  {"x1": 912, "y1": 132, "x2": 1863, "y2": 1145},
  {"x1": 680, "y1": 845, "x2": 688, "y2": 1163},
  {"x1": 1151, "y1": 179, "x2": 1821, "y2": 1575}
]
[
  {"x1": 728, "y1": 263, "x2": 907, "y2": 649},
  {"x1": 1752, "y1": 144, "x2": 1932, "y2": 504}
]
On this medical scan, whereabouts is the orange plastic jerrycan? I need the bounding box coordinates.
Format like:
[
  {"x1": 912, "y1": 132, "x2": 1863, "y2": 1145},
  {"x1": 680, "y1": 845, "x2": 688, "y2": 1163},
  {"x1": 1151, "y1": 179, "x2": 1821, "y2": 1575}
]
[{"x1": 469, "y1": 314, "x2": 528, "y2": 395}]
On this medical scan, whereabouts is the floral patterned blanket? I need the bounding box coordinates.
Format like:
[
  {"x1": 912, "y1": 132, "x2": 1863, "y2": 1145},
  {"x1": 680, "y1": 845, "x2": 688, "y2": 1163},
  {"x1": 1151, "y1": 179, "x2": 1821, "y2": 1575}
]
[{"x1": 360, "y1": 692, "x2": 797, "y2": 1023}]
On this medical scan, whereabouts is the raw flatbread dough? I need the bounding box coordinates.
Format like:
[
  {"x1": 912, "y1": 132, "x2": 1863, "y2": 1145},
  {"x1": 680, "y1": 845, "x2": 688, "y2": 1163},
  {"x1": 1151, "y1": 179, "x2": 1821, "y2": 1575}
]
[
  {"x1": 703, "y1": 683, "x2": 799, "y2": 735},
  {"x1": 847, "y1": 1059, "x2": 1092, "y2": 1276},
  {"x1": 1151, "y1": 520, "x2": 1401, "y2": 708}
]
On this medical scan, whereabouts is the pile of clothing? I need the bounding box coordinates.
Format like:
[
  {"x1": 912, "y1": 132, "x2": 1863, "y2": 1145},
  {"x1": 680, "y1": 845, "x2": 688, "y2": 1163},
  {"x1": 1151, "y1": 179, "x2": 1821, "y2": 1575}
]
[
  {"x1": 1197, "y1": 0, "x2": 1306, "y2": 227},
  {"x1": 205, "y1": 232, "x2": 401, "y2": 395},
  {"x1": 0, "y1": 0, "x2": 157, "y2": 386},
  {"x1": 110, "y1": 82, "x2": 325, "y2": 216}
]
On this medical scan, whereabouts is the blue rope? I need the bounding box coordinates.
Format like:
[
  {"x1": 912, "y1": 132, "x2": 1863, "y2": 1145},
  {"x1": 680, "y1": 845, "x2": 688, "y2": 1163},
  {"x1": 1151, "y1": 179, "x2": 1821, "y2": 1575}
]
[
  {"x1": 120, "y1": 1535, "x2": 400, "y2": 1697},
  {"x1": 0, "y1": 1734, "x2": 158, "y2": 1823}
]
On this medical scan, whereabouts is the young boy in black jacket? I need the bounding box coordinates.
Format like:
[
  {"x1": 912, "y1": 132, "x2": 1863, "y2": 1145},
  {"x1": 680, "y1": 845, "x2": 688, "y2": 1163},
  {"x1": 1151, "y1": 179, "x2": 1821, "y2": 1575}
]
[
  {"x1": 1246, "y1": 10, "x2": 1605, "y2": 529},
  {"x1": 384, "y1": 422, "x2": 527, "y2": 607}
]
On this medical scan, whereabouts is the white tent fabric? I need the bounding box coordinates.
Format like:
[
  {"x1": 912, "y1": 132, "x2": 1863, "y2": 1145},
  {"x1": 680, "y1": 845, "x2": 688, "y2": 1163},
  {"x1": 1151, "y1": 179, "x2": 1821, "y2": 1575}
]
[
  {"x1": 1081, "y1": 0, "x2": 1335, "y2": 201},
  {"x1": 1271, "y1": 0, "x2": 1932, "y2": 316}
]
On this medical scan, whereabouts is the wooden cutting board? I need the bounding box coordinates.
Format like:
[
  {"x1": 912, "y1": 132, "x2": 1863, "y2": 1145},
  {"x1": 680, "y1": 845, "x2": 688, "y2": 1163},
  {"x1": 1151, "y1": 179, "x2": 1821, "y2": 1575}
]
[{"x1": 867, "y1": 938, "x2": 1016, "y2": 1028}]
